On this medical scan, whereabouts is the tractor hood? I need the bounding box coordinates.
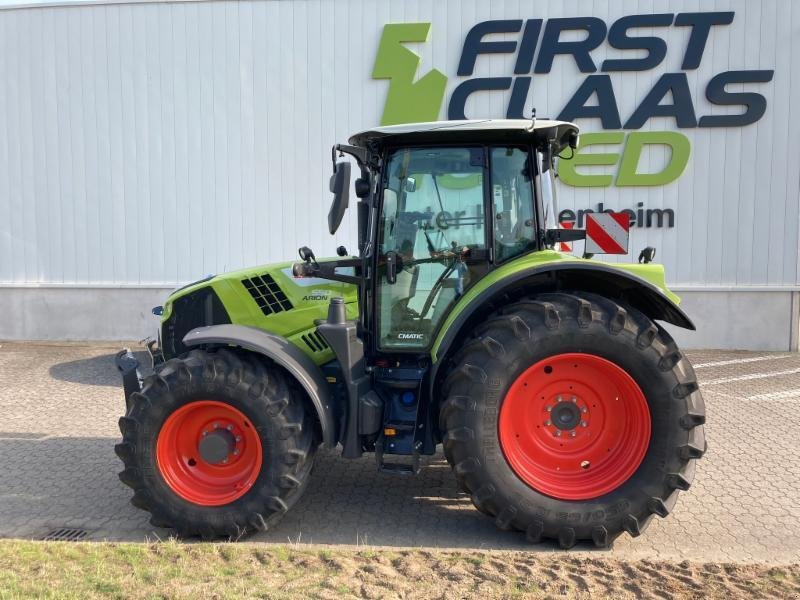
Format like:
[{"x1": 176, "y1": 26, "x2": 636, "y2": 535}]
[{"x1": 158, "y1": 259, "x2": 358, "y2": 362}]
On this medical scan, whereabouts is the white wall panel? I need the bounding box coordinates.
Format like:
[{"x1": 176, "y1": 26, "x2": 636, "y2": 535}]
[{"x1": 0, "y1": 0, "x2": 796, "y2": 289}]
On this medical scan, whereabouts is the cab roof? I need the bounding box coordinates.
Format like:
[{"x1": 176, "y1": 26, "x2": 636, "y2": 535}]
[{"x1": 348, "y1": 119, "x2": 579, "y2": 150}]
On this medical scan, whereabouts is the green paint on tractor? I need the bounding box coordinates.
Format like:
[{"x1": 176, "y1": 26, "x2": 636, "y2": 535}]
[
  {"x1": 161, "y1": 261, "x2": 358, "y2": 365},
  {"x1": 161, "y1": 249, "x2": 678, "y2": 366}
]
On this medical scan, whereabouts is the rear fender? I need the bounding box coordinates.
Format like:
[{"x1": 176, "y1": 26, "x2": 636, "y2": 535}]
[
  {"x1": 432, "y1": 262, "x2": 695, "y2": 365},
  {"x1": 183, "y1": 324, "x2": 337, "y2": 448}
]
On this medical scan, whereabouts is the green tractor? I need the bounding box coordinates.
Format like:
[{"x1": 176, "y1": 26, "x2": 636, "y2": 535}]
[{"x1": 116, "y1": 119, "x2": 705, "y2": 548}]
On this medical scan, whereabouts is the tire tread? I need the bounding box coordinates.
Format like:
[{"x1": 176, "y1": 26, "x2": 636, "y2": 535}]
[
  {"x1": 116, "y1": 348, "x2": 315, "y2": 539},
  {"x1": 439, "y1": 290, "x2": 706, "y2": 548}
]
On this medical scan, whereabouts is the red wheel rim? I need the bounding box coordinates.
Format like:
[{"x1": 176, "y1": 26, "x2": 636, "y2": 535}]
[
  {"x1": 498, "y1": 353, "x2": 651, "y2": 501},
  {"x1": 156, "y1": 400, "x2": 262, "y2": 506}
]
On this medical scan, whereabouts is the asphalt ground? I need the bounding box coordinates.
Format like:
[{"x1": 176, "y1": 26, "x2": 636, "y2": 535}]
[{"x1": 0, "y1": 342, "x2": 798, "y2": 564}]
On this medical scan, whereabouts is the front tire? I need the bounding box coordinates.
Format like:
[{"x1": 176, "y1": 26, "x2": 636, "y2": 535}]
[
  {"x1": 115, "y1": 348, "x2": 315, "y2": 539},
  {"x1": 440, "y1": 292, "x2": 706, "y2": 548}
]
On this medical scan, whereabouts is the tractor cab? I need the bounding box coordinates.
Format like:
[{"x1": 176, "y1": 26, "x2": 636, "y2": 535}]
[
  {"x1": 289, "y1": 118, "x2": 675, "y2": 470},
  {"x1": 294, "y1": 119, "x2": 582, "y2": 355}
]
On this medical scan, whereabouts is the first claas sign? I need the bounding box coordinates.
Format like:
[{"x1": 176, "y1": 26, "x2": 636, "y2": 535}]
[{"x1": 585, "y1": 213, "x2": 631, "y2": 255}]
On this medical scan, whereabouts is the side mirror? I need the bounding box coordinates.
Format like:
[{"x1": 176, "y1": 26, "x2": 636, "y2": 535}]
[{"x1": 328, "y1": 161, "x2": 351, "y2": 235}]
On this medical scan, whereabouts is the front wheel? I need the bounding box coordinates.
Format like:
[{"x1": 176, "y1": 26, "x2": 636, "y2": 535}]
[
  {"x1": 440, "y1": 292, "x2": 706, "y2": 548},
  {"x1": 115, "y1": 348, "x2": 315, "y2": 538}
]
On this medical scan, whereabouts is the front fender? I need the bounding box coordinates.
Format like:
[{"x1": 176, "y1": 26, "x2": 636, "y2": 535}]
[
  {"x1": 432, "y1": 261, "x2": 695, "y2": 363},
  {"x1": 183, "y1": 324, "x2": 337, "y2": 448}
]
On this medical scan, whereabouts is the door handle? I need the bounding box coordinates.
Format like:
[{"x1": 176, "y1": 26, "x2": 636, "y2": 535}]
[{"x1": 385, "y1": 251, "x2": 398, "y2": 284}]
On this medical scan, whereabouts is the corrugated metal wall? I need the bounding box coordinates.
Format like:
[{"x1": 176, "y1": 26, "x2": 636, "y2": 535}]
[{"x1": 0, "y1": 0, "x2": 797, "y2": 287}]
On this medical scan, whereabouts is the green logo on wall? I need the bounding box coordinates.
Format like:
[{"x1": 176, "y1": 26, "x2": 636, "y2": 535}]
[
  {"x1": 559, "y1": 131, "x2": 690, "y2": 187},
  {"x1": 372, "y1": 15, "x2": 774, "y2": 189},
  {"x1": 372, "y1": 23, "x2": 448, "y2": 126},
  {"x1": 370, "y1": 22, "x2": 691, "y2": 188}
]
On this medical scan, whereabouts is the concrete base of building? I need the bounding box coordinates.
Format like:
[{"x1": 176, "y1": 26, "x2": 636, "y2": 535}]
[
  {"x1": 666, "y1": 288, "x2": 800, "y2": 352},
  {"x1": 0, "y1": 285, "x2": 797, "y2": 351},
  {"x1": 0, "y1": 285, "x2": 172, "y2": 343}
]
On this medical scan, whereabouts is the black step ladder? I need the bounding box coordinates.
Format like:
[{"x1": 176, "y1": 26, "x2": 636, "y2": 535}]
[{"x1": 375, "y1": 424, "x2": 421, "y2": 475}]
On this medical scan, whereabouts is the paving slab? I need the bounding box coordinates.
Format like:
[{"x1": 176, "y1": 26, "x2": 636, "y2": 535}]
[{"x1": 1, "y1": 342, "x2": 798, "y2": 563}]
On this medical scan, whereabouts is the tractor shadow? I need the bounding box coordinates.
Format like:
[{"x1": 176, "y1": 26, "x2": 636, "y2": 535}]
[
  {"x1": 251, "y1": 449, "x2": 608, "y2": 553},
  {"x1": 48, "y1": 350, "x2": 151, "y2": 387},
  {"x1": 0, "y1": 435, "x2": 605, "y2": 553}
]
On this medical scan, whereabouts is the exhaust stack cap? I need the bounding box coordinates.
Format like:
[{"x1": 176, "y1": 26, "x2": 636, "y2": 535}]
[{"x1": 327, "y1": 296, "x2": 346, "y2": 324}]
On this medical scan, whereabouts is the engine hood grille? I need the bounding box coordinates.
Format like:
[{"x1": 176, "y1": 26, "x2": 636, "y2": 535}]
[{"x1": 242, "y1": 273, "x2": 294, "y2": 315}]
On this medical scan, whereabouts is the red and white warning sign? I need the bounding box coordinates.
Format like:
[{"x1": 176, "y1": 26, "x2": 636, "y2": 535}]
[
  {"x1": 558, "y1": 220, "x2": 575, "y2": 252},
  {"x1": 585, "y1": 212, "x2": 630, "y2": 254}
]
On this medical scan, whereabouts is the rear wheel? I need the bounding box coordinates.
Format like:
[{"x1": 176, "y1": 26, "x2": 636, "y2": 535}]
[
  {"x1": 116, "y1": 348, "x2": 315, "y2": 538},
  {"x1": 440, "y1": 292, "x2": 706, "y2": 548}
]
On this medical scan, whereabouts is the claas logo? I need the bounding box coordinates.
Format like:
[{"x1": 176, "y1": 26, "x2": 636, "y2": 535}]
[{"x1": 373, "y1": 13, "x2": 773, "y2": 188}]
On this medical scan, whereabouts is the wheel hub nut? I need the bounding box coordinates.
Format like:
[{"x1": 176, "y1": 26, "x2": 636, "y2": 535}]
[
  {"x1": 550, "y1": 399, "x2": 582, "y2": 431},
  {"x1": 198, "y1": 428, "x2": 237, "y2": 465}
]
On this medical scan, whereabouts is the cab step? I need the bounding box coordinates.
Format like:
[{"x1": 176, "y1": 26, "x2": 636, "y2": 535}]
[{"x1": 375, "y1": 435, "x2": 421, "y2": 475}]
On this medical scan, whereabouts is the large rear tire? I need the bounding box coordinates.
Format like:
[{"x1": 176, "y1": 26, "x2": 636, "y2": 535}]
[
  {"x1": 440, "y1": 292, "x2": 706, "y2": 548},
  {"x1": 115, "y1": 348, "x2": 315, "y2": 539}
]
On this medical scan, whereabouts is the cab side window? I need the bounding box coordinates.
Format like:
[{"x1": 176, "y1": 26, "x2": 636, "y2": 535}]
[
  {"x1": 377, "y1": 147, "x2": 487, "y2": 350},
  {"x1": 491, "y1": 147, "x2": 536, "y2": 262}
]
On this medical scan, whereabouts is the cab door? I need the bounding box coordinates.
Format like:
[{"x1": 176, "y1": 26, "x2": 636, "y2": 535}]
[{"x1": 374, "y1": 146, "x2": 490, "y2": 352}]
